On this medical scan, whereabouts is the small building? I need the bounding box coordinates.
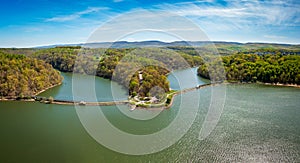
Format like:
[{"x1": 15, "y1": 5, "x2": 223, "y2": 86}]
[
  {"x1": 79, "y1": 101, "x2": 86, "y2": 105},
  {"x1": 150, "y1": 96, "x2": 159, "y2": 103},
  {"x1": 138, "y1": 73, "x2": 143, "y2": 80},
  {"x1": 138, "y1": 71, "x2": 143, "y2": 84}
]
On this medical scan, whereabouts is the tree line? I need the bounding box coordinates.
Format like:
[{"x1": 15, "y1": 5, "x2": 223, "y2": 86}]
[{"x1": 198, "y1": 54, "x2": 300, "y2": 84}]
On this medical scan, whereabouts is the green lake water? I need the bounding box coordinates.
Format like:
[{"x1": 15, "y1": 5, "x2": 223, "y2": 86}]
[{"x1": 0, "y1": 68, "x2": 299, "y2": 162}]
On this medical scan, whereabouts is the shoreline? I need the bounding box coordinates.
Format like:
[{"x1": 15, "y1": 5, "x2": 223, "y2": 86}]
[
  {"x1": 262, "y1": 82, "x2": 300, "y2": 88},
  {"x1": 34, "y1": 82, "x2": 63, "y2": 96},
  {"x1": 0, "y1": 82, "x2": 62, "y2": 101},
  {"x1": 221, "y1": 80, "x2": 300, "y2": 88},
  {"x1": 1, "y1": 82, "x2": 299, "y2": 107}
]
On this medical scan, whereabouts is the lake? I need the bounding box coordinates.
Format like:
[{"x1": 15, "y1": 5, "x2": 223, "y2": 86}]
[{"x1": 0, "y1": 68, "x2": 299, "y2": 162}]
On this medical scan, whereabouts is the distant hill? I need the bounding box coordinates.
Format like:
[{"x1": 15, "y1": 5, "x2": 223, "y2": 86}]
[{"x1": 34, "y1": 41, "x2": 299, "y2": 49}]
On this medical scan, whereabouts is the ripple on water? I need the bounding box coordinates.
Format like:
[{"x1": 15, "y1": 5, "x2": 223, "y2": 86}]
[{"x1": 1, "y1": 78, "x2": 300, "y2": 162}]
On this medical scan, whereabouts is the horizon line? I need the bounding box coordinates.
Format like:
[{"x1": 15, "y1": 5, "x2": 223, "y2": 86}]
[{"x1": 1, "y1": 40, "x2": 299, "y2": 48}]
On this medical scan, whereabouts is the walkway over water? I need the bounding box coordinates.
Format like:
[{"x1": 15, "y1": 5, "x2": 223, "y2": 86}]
[
  {"x1": 51, "y1": 99, "x2": 129, "y2": 106},
  {"x1": 43, "y1": 83, "x2": 213, "y2": 107}
]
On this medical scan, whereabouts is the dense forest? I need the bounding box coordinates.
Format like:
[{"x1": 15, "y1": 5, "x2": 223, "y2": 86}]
[
  {"x1": 0, "y1": 52, "x2": 63, "y2": 98},
  {"x1": 168, "y1": 44, "x2": 300, "y2": 56},
  {"x1": 128, "y1": 66, "x2": 170, "y2": 98},
  {"x1": 32, "y1": 47, "x2": 203, "y2": 76},
  {"x1": 198, "y1": 54, "x2": 300, "y2": 84}
]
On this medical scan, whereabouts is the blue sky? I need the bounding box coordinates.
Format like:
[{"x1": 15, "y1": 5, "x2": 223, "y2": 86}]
[{"x1": 0, "y1": 0, "x2": 299, "y2": 47}]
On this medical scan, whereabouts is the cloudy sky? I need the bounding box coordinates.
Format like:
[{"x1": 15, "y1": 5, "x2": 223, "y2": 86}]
[{"x1": 0, "y1": 0, "x2": 299, "y2": 47}]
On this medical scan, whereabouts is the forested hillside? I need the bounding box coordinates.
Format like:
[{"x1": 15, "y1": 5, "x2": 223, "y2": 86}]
[
  {"x1": 0, "y1": 52, "x2": 63, "y2": 98},
  {"x1": 198, "y1": 54, "x2": 300, "y2": 84},
  {"x1": 128, "y1": 66, "x2": 170, "y2": 97}
]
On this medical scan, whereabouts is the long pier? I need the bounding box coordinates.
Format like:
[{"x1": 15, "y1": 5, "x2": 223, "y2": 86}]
[
  {"x1": 162, "y1": 83, "x2": 213, "y2": 109},
  {"x1": 178, "y1": 83, "x2": 212, "y2": 94},
  {"x1": 50, "y1": 99, "x2": 129, "y2": 106},
  {"x1": 4, "y1": 83, "x2": 214, "y2": 108}
]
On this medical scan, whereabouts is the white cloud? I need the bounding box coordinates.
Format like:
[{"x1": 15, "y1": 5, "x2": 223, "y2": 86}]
[
  {"x1": 150, "y1": 0, "x2": 300, "y2": 43},
  {"x1": 46, "y1": 7, "x2": 108, "y2": 22},
  {"x1": 176, "y1": 7, "x2": 252, "y2": 17},
  {"x1": 87, "y1": 10, "x2": 212, "y2": 43},
  {"x1": 157, "y1": 0, "x2": 300, "y2": 26}
]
